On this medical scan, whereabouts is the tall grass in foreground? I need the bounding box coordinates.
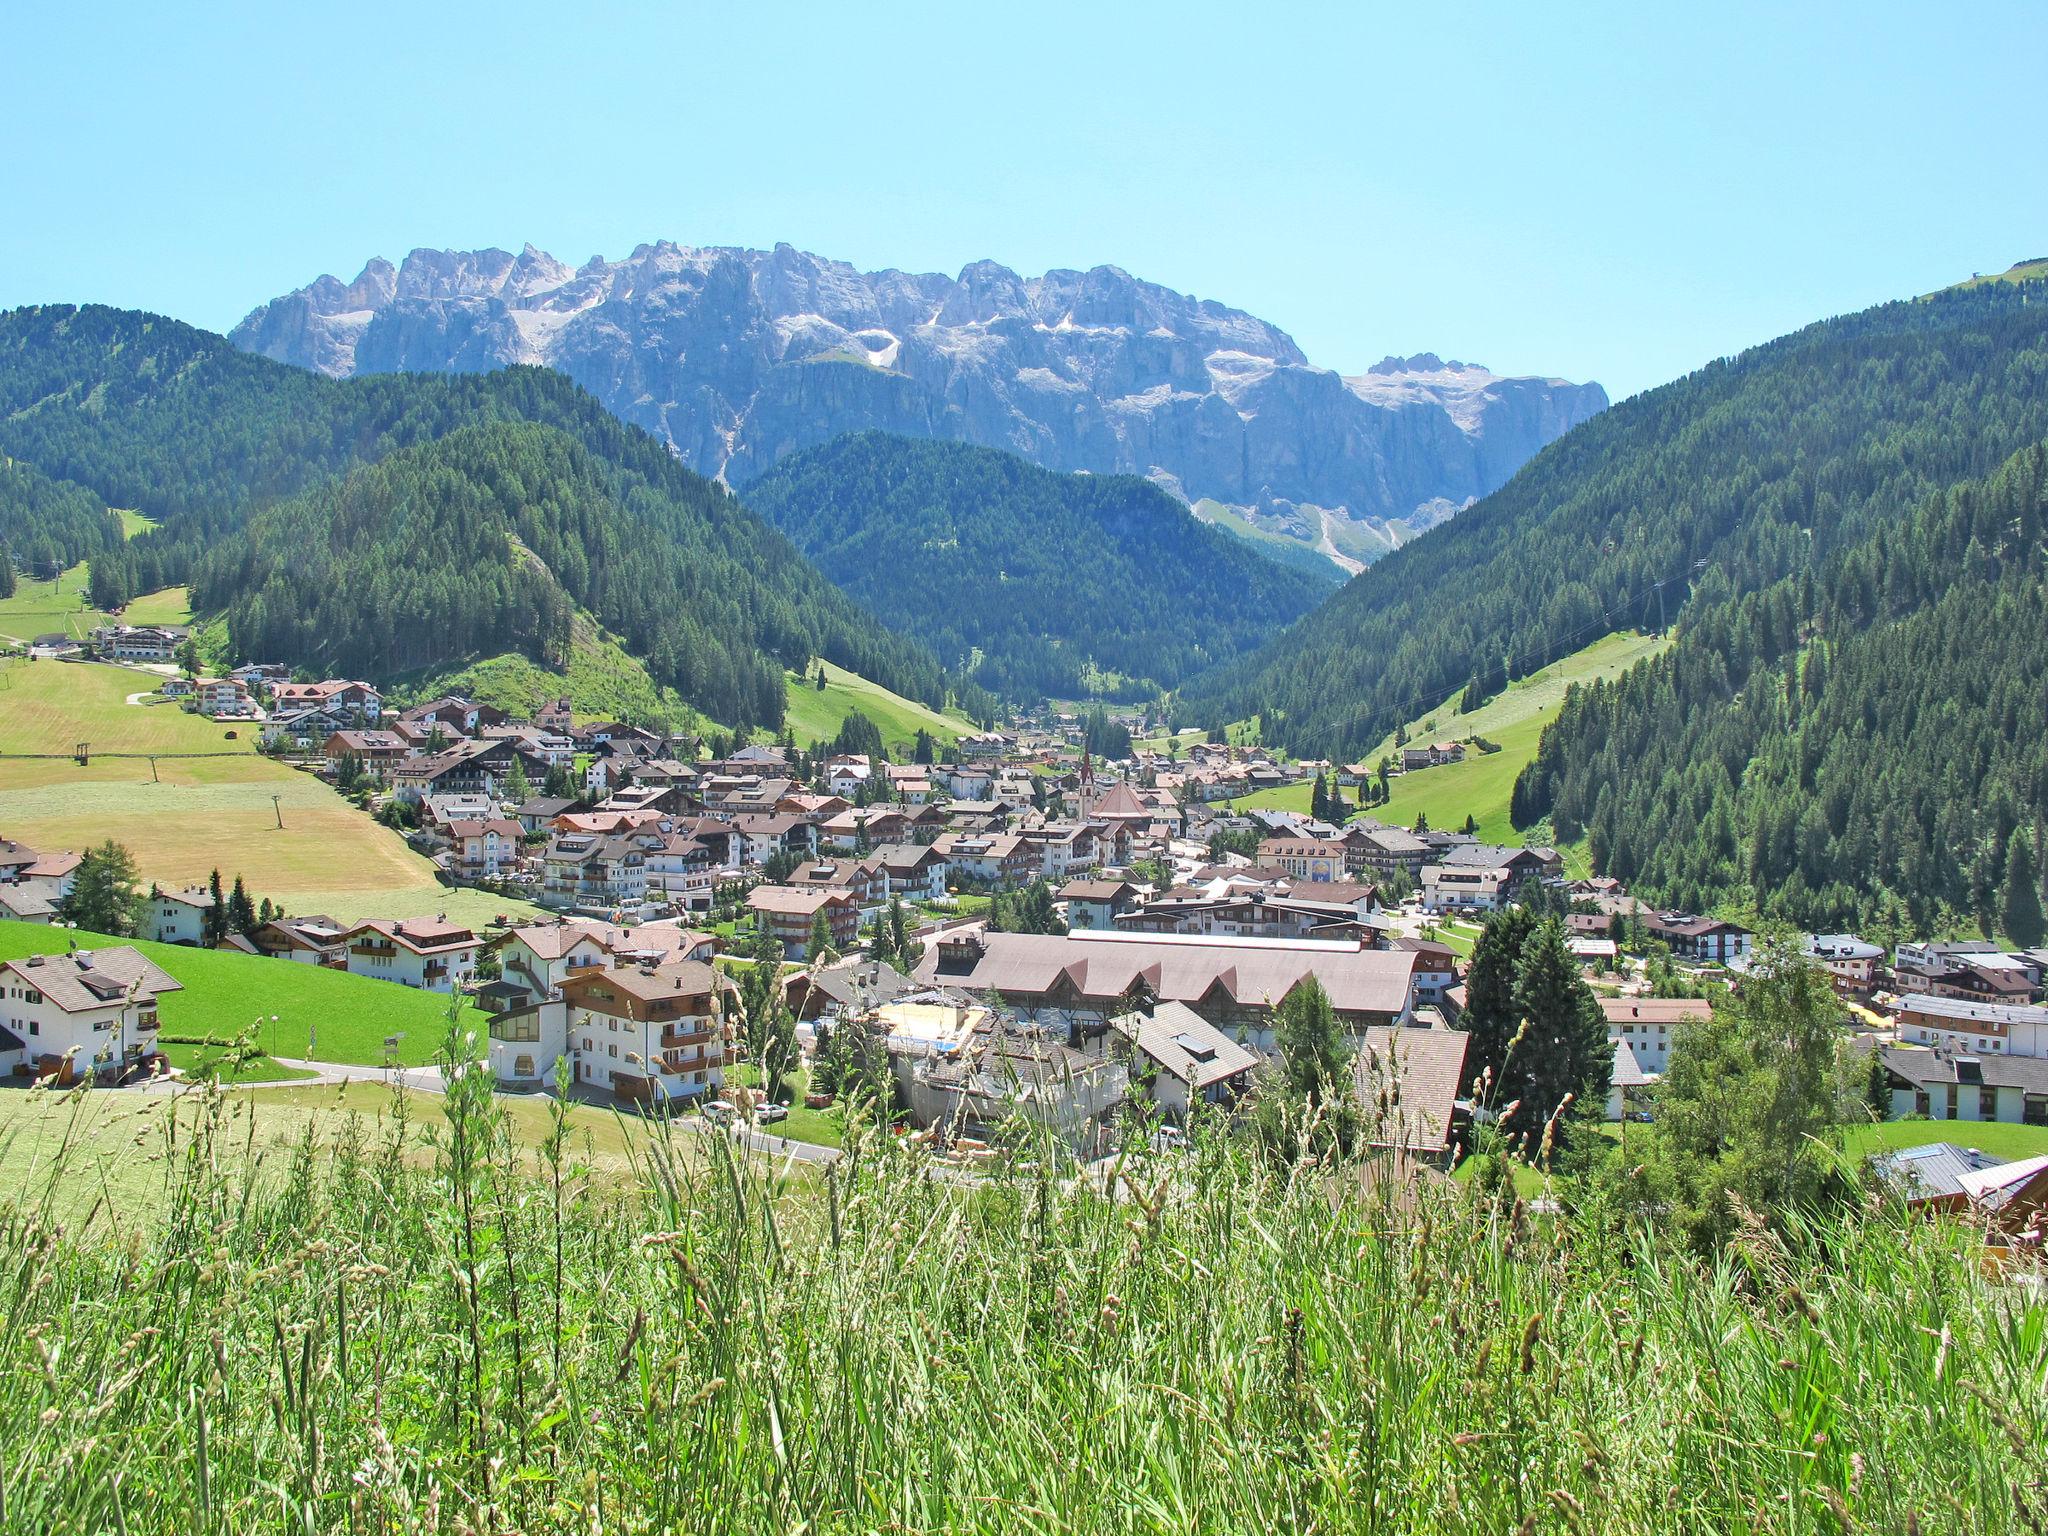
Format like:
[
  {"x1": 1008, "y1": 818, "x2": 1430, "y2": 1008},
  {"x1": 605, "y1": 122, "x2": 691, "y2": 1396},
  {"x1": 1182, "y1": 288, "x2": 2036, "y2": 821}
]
[{"x1": 0, "y1": 1055, "x2": 2042, "y2": 1533}]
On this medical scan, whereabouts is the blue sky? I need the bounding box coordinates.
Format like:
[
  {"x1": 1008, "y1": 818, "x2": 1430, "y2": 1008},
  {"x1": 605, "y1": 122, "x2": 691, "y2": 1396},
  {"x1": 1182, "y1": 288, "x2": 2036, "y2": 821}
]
[{"x1": 3, "y1": 1, "x2": 2041, "y2": 399}]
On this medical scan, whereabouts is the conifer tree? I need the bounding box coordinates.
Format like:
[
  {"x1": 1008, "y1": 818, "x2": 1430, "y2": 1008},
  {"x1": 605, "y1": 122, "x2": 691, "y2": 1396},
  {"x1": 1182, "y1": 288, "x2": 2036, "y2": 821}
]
[{"x1": 2001, "y1": 829, "x2": 2046, "y2": 947}]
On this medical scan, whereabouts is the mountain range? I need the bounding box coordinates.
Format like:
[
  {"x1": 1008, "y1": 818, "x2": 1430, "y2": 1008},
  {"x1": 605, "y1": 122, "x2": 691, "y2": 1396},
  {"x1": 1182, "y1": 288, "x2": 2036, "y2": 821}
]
[{"x1": 230, "y1": 241, "x2": 1608, "y2": 567}]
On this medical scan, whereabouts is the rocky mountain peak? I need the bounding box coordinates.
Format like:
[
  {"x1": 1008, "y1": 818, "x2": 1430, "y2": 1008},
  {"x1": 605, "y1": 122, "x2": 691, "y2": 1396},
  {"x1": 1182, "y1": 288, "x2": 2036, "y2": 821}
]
[{"x1": 230, "y1": 239, "x2": 1607, "y2": 562}]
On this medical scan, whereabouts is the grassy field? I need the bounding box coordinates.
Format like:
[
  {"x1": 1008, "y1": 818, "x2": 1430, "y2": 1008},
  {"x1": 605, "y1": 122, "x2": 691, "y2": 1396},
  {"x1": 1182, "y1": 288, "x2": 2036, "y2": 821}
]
[
  {"x1": 0, "y1": 919, "x2": 488, "y2": 1066},
  {"x1": 0, "y1": 1083, "x2": 2036, "y2": 1535},
  {"x1": 0, "y1": 1076, "x2": 681, "y2": 1226},
  {"x1": 119, "y1": 586, "x2": 193, "y2": 625},
  {"x1": 395, "y1": 614, "x2": 716, "y2": 735},
  {"x1": 1357, "y1": 630, "x2": 1669, "y2": 851},
  {"x1": 782, "y1": 658, "x2": 969, "y2": 751},
  {"x1": 1940, "y1": 257, "x2": 2048, "y2": 293},
  {"x1": 1843, "y1": 1117, "x2": 2048, "y2": 1162},
  {"x1": 0, "y1": 562, "x2": 107, "y2": 644},
  {"x1": 0, "y1": 658, "x2": 537, "y2": 924}
]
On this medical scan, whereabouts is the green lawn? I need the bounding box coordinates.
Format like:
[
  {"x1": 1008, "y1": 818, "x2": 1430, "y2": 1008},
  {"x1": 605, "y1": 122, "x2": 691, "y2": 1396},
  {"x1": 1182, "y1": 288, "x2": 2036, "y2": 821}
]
[
  {"x1": 0, "y1": 919, "x2": 488, "y2": 1066},
  {"x1": 782, "y1": 658, "x2": 969, "y2": 752},
  {"x1": 119, "y1": 586, "x2": 192, "y2": 625},
  {"x1": 1843, "y1": 1119, "x2": 2048, "y2": 1162},
  {"x1": 155, "y1": 1039, "x2": 318, "y2": 1084}
]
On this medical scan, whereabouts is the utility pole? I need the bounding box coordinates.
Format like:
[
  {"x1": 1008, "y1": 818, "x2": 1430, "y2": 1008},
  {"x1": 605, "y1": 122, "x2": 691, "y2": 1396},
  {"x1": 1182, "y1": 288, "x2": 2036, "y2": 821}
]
[{"x1": 272, "y1": 794, "x2": 283, "y2": 829}]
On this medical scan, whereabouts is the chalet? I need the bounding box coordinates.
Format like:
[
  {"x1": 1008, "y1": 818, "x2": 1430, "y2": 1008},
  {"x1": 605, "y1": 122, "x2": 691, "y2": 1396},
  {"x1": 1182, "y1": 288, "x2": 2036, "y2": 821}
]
[
  {"x1": 492, "y1": 919, "x2": 716, "y2": 1009},
  {"x1": 249, "y1": 914, "x2": 348, "y2": 966},
  {"x1": 643, "y1": 833, "x2": 719, "y2": 912},
  {"x1": 146, "y1": 885, "x2": 215, "y2": 946},
  {"x1": 261, "y1": 707, "x2": 351, "y2": 748},
  {"x1": 1893, "y1": 994, "x2": 2048, "y2": 1058},
  {"x1": 490, "y1": 959, "x2": 727, "y2": 1101},
  {"x1": 400, "y1": 696, "x2": 504, "y2": 735},
  {"x1": 1060, "y1": 878, "x2": 1147, "y2": 931},
  {"x1": 340, "y1": 917, "x2": 481, "y2": 992},
  {"x1": 538, "y1": 697, "x2": 575, "y2": 732},
  {"x1": 8, "y1": 850, "x2": 80, "y2": 907},
  {"x1": 1351, "y1": 1025, "x2": 1473, "y2": 1165},
  {"x1": 1643, "y1": 913, "x2": 1752, "y2": 964},
  {"x1": 867, "y1": 843, "x2": 949, "y2": 902},
  {"x1": 194, "y1": 678, "x2": 259, "y2": 719},
  {"x1": 0, "y1": 947, "x2": 182, "y2": 1084},
  {"x1": 323, "y1": 730, "x2": 411, "y2": 777},
  {"x1": 514, "y1": 796, "x2": 579, "y2": 834},
  {"x1": 931, "y1": 831, "x2": 1036, "y2": 887},
  {"x1": 731, "y1": 812, "x2": 818, "y2": 867},
  {"x1": 542, "y1": 832, "x2": 649, "y2": 912},
  {"x1": 1399, "y1": 742, "x2": 1466, "y2": 772},
  {"x1": 1387, "y1": 937, "x2": 1458, "y2": 1005},
  {"x1": 1116, "y1": 890, "x2": 1376, "y2": 944},
  {"x1": 91, "y1": 624, "x2": 184, "y2": 662},
  {"x1": 1421, "y1": 864, "x2": 1513, "y2": 913},
  {"x1": 746, "y1": 885, "x2": 861, "y2": 959},
  {"x1": 0, "y1": 888, "x2": 54, "y2": 923},
  {"x1": 1258, "y1": 836, "x2": 1346, "y2": 882},
  {"x1": 271, "y1": 679, "x2": 382, "y2": 722},
  {"x1": 783, "y1": 956, "x2": 919, "y2": 1021},
  {"x1": 1102, "y1": 1001, "x2": 1257, "y2": 1119},
  {"x1": 1804, "y1": 934, "x2": 1886, "y2": 998},
  {"x1": 1881, "y1": 1047, "x2": 2048, "y2": 1129},
  {"x1": 392, "y1": 738, "x2": 545, "y2": 803},
  {"x1": 917, "y1": 930, "x2": 1418, "y2": 1048},
  {"x1": 1016, "y1": 821, "x2": 1104, "y2": 880},
  {"x1": 444, "y1": 818, "x2": 523, "y2": 881},
  {"x1": 1599, "y1": 995, "x2": 1714, "y2": 1075},
  {"x1": 788, "y1": 858, "x2": 887, "y2": 911}
]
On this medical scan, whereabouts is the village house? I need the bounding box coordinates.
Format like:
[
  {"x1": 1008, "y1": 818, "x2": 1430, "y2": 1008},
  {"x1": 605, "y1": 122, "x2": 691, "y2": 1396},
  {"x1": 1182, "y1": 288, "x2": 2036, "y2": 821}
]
[
  {"x1": 0, "y1": 946, "x2": 182, "y2": 1085},
  {"x1": 271, "y1": 679, "x2": 383, "y2": 722},
  {"x1": 643, "y1": 832, "x2": 719, "y2": 912},
  {"x1": 866, "y1": 843, "x2": 949, "y2": 903},
  {"x1": 323, "y1": 729, "x2": 412, "y2": 779},
  {"x1": 931, "y1": 831, "x2": 1036, "y2": 887},
  {"x1": 1421, "y1": 863, "x2": 1514, "y2": 913},
  {"x1": 1399, "y1": 742, "x2": 1467, "y2": 772},
  {"x1": 1598, "y1": 995, "x2": 1715, "y2": 1075},
  {"x1": 1351, "y1": 1025, "x2": 1474, "y2": 1165},
  {"x1": 787, "y1": 857, "x2": 887, "y2": 912},
  {"x1": 917, "y1": 929, "x2": 1419, "y2": 1049},
  {"x1": 146, "y1": 885, "x2": 214, "y2": 946},
  {"x1": 443, "y1": 818, "x2": 523, "y2": 881},
  {"x1": 1060, "y1": 878, "x2": 1147, "y2": 931},
  {"x1": 746, "y1": 885, "x2": 861, "y2": 959},
  {"x1": 1643, "y1": 913, "x2": 1753, "y2": 965},
  {"x1": 248, "y1": 914, "x2": 348, "y2": 966},
  {"x1": 1101, "y1": 1001, "x2": 1258, "y2": 1120},
  {"x1": 340, "y1": 917, "x2": 481, "y2": 992},
  {"x1": 194, "y1": 677, "x2": 260, "y2": 719},
  {"x1": 1881, "y1": 1047, "x2": 2048, "y2": 1128},
  {"x1": 489, "y1": 959, "x2": 727, "y2": 1100},
  {"x1": 1893, "y1": 994, "x2": 2048, "y2": 1057},
  {"x1": 542, "y1": 832, "x2": 650, "y2": 912},
  {"x1": 491, "y1": 919, "x2": 717, "y2": 1009},
  {"x1": 1804, "y1": 934, "x2": 1887, "y2": 998}
]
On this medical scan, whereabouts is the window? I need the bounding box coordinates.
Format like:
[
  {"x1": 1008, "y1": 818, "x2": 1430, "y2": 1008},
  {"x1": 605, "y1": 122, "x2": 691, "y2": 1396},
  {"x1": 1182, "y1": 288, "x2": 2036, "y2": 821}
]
[
  {"x1": 609, "y1": 1044, "x2": 617, "y2": 1059},
  {"x1": 1981, "y1": 1087, "x2": 1999, "y2": 1120}
]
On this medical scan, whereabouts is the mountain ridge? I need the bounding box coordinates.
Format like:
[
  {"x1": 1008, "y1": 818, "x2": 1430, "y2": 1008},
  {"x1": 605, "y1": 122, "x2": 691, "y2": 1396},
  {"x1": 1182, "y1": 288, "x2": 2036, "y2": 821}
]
[{"x1": 231, "y1": 240, "x2": 1607, "y2": 556}]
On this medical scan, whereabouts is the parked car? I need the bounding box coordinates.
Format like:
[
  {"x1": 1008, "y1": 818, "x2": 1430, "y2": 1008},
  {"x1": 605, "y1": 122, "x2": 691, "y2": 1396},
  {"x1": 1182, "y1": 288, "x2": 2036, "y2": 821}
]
[
  {"x1": 701, "y1": 1099, "x2": 739, "y2": 1125},
  {"x1": 754, "y1": 1103, "x2": 789, "y2": 1125}
]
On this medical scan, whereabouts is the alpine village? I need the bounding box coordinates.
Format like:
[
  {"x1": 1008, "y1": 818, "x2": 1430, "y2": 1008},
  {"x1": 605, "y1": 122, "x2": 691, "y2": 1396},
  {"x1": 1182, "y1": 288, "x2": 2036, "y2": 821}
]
[{"x1": 3, "y1": 15, "x2": 2048, "y2": 1533}]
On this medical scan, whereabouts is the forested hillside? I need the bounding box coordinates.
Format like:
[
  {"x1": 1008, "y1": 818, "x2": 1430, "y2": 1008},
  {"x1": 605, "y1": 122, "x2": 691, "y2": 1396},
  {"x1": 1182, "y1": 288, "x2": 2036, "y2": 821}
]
[
  {"x1": 0, "y1": 305, "x2": 967, "y2": 730},
  {"x1": 0, "y1": 456, "x2": 125, "y2": 591},
  {"x1": 1183, "y1": 279, "x2": 2048, "y2": 761},
  {"x1": 743, "y1": 433, "x2": 1332, "y2": 700},
  {"x1": 1514, "y1": 439, "x2": 2048, "y2": 936}
]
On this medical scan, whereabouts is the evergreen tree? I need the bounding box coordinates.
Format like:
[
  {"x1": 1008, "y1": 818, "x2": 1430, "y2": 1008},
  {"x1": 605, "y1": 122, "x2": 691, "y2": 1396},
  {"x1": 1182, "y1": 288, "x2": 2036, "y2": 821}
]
[
  {"x1": 204, "y1": 869, "x2": 228, "y2": 948},
  {"x1": 503, "y1": 756, "x2": 533, "y2": 806},
  {"x1": 60, "y1": 841, "x2": 143, "y2": 936},
  {"x1": 227, "y1": 875, "x2": 257, "y2": 938},
  {"x1": 1505, "y1": 919, "x2": 1612, "y2": 1155},
  {"x1": 1460, "y1": 905, "x2": 1539, "y2": 1093},
  {"x1": 1310, "y1": 772, "x2": 1330, "y2": 822},
  {"x1": 2000, "y1": 829, "x2": 2046, "y2": 947},
  {"x1": 808, "y1": 908, "x2": 835, "y2": 963}
]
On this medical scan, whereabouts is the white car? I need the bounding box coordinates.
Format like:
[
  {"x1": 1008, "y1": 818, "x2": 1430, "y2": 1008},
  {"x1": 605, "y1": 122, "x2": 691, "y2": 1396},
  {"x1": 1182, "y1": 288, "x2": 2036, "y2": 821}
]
[{"x1": 754, "y1": 1103, "x2": 789, "y2": 1125}]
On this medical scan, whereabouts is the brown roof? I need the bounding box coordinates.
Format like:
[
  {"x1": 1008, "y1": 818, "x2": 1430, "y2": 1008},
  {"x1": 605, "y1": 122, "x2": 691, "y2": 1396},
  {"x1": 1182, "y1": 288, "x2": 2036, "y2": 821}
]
[
  {"x1": 918, "y1": 932, "x2": 1416, "y2": 1018},
  {"x1": 1352, "y1": 1026, "x2": 1471, "y2": 1153},
  {"x1": 1, "y1": 947, "x2": 183, "y2": 1013},
  {"x1": 563, "y1": 959, "x2": 722, "y2": 1004},
  {"x1": 345, "y1": 918, "x2": 480, "y2": 955},
  {"x1": 1599, "y1": 996, "x2": 1715, "y2": 1027},
  {"x1": 747, "y1": 885, "x2": 855, "y2": 916}
]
